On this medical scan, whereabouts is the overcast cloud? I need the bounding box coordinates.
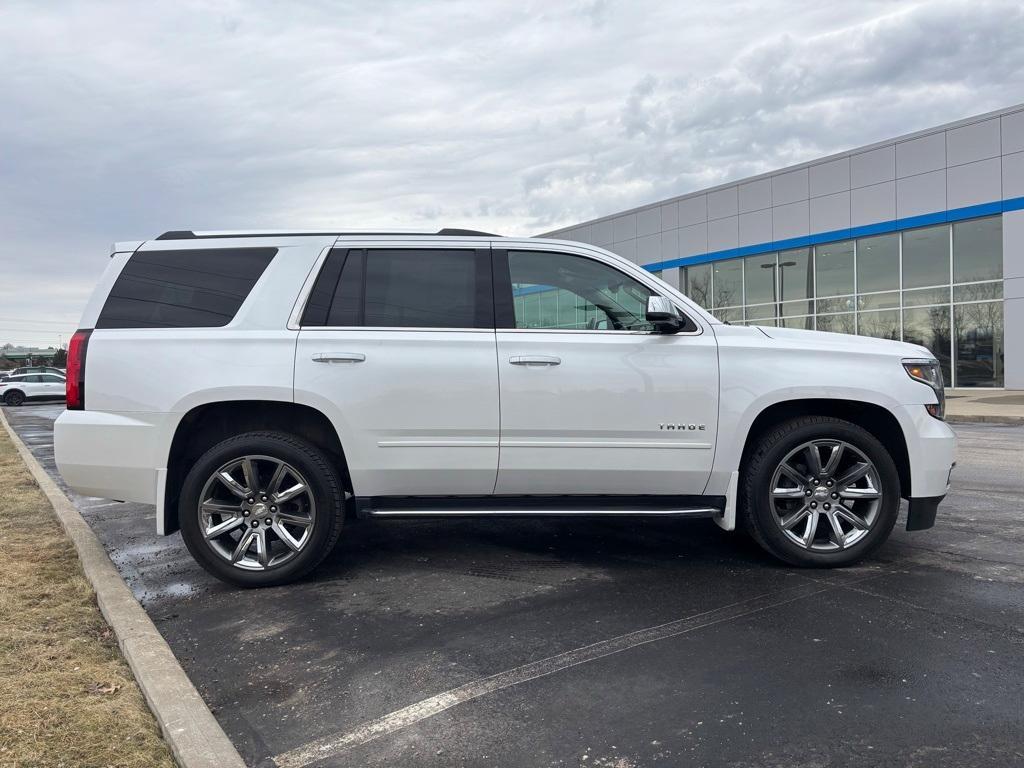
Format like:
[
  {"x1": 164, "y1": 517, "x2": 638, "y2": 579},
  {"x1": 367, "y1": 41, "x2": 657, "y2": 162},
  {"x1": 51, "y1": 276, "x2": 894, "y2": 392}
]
[{"x1": 1, "y1": 0, "x2": 1022, "y2": 347}]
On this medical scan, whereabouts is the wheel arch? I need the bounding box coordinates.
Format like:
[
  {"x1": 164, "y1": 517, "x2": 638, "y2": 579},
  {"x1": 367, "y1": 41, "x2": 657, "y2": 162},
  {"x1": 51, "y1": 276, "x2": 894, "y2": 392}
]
[
  {"x1": 739, "y1": 399, "x2": 911, "y2": 499},
  {"x1": 162, "y1": 400, "x2": 350, "y2": 535}
]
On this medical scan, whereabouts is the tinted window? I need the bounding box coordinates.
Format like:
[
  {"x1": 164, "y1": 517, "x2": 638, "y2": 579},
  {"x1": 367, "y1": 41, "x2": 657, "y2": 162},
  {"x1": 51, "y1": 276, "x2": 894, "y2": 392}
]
[
  {"x1": 329, "y1": 250, "x2": 365, "y2": 327},
  {"x1": 301, "y1": 249, "x2": 364, "y2": 327},
  {"x1": 302, "y1": 248, "x2": 491, "y2": 329},
  {"x1": 301, "y1": 249, "x2": 347, "y2": 326},
  {"x1": 96, "y1": 248, "x2": 277, "y2": 328},
  {"x1": 41, "y1": 374, "x2": 65, "y2": 382}
]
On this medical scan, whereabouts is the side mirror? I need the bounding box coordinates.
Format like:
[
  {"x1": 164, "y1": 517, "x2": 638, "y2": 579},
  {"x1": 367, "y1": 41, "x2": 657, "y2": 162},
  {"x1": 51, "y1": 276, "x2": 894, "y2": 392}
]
[{"x1": 646, "y1": 295, "x2": 682, "y2": 333}]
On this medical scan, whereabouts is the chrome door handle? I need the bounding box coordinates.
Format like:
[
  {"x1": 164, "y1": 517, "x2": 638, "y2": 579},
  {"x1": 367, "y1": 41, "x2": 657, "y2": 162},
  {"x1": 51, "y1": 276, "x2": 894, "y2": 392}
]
[
  {"x1": 312, "y1": 352, "x2": 365, "y2": 363},
  {"x1": 509, "y1": 355, "x2": 561, "y2": 366}
]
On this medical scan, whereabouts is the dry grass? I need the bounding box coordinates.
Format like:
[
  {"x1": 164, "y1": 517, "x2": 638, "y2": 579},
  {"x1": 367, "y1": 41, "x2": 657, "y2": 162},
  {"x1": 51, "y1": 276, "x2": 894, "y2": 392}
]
[{"x1": 0, "y1": 426, "x2": 175, "y2": 768}]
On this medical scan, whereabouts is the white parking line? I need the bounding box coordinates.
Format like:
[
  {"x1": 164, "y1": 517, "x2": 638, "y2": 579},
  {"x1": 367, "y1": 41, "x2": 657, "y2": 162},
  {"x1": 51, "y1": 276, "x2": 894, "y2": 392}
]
[{"x1": 273, "y1": 578, "x2": 859, "y2": 768}]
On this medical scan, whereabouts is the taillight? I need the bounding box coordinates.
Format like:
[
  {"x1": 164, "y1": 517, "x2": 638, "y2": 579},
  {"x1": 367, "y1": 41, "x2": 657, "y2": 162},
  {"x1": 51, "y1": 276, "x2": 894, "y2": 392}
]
[{"x1": 66, "y1": 329, "x2": 91, "y2": 410}]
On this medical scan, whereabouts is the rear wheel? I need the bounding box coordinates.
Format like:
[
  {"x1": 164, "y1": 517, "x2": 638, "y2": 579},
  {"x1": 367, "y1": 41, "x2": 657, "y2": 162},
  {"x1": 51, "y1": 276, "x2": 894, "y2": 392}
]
[
  {"x1": 179, "y1": 431, "x2": 345, "y2": 587},
  {"x1": 741, "y1": 416, "x2": 900, "y2": 567},
  {"x1": 4, "y1": 390, "x2": 25, "y2": 406}
]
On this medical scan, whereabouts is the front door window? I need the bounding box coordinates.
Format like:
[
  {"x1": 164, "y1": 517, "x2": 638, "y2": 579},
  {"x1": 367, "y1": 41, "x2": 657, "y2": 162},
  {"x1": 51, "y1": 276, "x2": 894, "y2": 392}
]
[{"x1": 508, "y1": 250, "x2": 655, "y2": 332}]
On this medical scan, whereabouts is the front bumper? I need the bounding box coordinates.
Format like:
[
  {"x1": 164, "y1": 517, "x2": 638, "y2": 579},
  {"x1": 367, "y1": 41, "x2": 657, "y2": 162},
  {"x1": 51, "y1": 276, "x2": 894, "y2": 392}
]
[
  {"x1": 894, "y1": 404, "x2": 955, "y2": 532},
  {"x1": 894, "y1": 404, "x2": 957, "y2": 499}
]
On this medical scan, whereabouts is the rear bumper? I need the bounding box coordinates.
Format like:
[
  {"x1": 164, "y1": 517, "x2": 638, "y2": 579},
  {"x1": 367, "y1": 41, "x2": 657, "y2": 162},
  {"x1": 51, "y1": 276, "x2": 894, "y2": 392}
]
[{"x1": 54, "y1": 410, "x2": 171, "y2": 504}]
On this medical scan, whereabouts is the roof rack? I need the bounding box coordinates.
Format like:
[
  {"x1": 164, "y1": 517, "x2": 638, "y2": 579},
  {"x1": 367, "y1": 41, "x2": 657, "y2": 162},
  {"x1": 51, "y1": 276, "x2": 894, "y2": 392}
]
[{"x1": 154, "y1": 228, "x2": 501, "y2": 240}]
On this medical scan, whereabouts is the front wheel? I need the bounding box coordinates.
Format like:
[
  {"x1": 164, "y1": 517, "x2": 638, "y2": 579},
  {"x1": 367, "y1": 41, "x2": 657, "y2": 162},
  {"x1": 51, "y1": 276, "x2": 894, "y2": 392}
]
[
  {"x1": 4, "y1": 390, "x2": 25, "y2": 406},
  {"x1": 740, "y1": 416, "x2": 900, "y2": 567},
  {"x1": 179, "y1": 431, "x2": 345, "y2": 587}
]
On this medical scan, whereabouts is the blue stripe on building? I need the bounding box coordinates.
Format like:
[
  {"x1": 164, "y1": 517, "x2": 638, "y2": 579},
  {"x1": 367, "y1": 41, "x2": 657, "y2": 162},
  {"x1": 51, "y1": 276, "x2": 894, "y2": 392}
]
[{"x1": 639, "y1": 195, "x2": 1021, "y2": 274}]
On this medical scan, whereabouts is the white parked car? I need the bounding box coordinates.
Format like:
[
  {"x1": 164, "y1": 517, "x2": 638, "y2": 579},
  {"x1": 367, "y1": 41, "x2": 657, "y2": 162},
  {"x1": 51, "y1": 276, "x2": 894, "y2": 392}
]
[
  {"x1": 54, "y1": 230, "x2": 955, "y2": 587},
  {"x1": 11, "y1": 365, "x2": 67, "y2": 377},
  {"x1": 1, "y1": 372, "x2": 67, "y2": 406}
]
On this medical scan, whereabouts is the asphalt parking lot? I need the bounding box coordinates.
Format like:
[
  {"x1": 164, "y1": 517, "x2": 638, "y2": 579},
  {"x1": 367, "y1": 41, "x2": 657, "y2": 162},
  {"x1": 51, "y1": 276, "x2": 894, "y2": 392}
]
[{"x1": 5, "y1": 403, "x2": 1024, "y2": 768}]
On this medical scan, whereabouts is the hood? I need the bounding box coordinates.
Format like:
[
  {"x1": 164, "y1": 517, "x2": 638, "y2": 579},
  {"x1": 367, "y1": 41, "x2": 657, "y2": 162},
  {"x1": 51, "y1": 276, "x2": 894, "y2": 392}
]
[{"x1": 755, "y1": 324, "x2": 933, "y2": 359}]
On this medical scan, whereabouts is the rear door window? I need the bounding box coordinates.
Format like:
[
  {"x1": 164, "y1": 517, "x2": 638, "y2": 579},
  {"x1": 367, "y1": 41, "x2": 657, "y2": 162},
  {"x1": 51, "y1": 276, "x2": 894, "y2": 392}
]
[
  {"x1": 96, "y1": 248, "x2": 277, "y2": 328},
  {"x1": 302, "y1": 248, "x2": 492, "y2": 329}
]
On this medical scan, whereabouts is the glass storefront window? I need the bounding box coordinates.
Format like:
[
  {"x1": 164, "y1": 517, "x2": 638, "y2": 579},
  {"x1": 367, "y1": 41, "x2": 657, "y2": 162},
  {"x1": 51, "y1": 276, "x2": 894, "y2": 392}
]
[
  {"x1": 744, "y1": 253, "x2": 777, "y2": 307},
  {"x1": 858, "y1": 309, "x2": 900, "y2": 340},
  {"x1": 780, "y1": 299, "x2": 813, "y2": 316},
  {"x1": 816, "y1": 296, "x2": 856, "y2": 314},
  {"x1": 857, "y1": 291, "x2": 900, "y2": 310},
  {"x1": 953, "y1": 217, "x2": 1002, "y2": 284},
  {"x1": 670, "y1": 214, "x2": 1001, "y2": 385},
  {"x1": 745, "y1": 303, "x2": 776, "y2": 322},
  {"x1": 815, "y1": 240, "x2": 854, "y2": 297},
  {"x1": 954, "y1": 301, "x2": 1003, "y2": 387},
  {"x1": 903, "y1": 306, "x2": 952, "y2": 384},
  {"x1": 685, "y1": 263, "x2": 712, "y2": 309},
  {"x1": 816, "y1": 313, "x2": 855, "y2": 334},
  {"x1": 538, "y1": 290, "x2": 558, "y2": 328},
  {"x1": 902, "y1": 225, "x2": 950, "y2": 289},
  {"x1": 780, "y1": 315, "x2": 814, "y2": 330},
  {"x1": 953, "y1": 282, "x2": 1003, "y2": 302},
  {"x1": 779, "y1": 248, "x2": 813, "y2": 302},
  {"x1": 856, "y1": 233, "x2": 899, "y2": 293},
  {"x1": 903, "y1": 286, "x2": 950, "y2": 307},
  {"x1": 713, "y1": 259, "x2": 743, "y2": 309}
]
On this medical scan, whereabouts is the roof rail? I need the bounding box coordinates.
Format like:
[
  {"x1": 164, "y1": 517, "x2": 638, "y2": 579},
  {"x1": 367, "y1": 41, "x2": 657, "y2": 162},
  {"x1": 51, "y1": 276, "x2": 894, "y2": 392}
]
[
  {"x1": 154, "y1": 228, "x2": 502, "y2": 241},
  {"x1": 434, "y1": 228, "x2": 500, "y2": 237}
]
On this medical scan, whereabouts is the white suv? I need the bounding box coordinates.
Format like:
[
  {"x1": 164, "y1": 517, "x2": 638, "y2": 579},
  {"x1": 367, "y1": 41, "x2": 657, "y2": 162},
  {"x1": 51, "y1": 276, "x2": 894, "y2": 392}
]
[
  {"x1": 54, "y1": 230, "x2": 956, "y2": 586},
  {"x1": 1, "y1": 372, "x2": 67, "y2": 406}
]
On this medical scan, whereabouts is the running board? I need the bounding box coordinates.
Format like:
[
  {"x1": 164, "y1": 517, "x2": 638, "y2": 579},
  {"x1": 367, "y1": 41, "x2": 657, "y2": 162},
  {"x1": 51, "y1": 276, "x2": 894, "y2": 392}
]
[
  {"x1": 356, "y1": 495, "x2": 724, "y2": 519},
  {"x1": 369, "y1": 508, "x2": 720, "y2": 518}
]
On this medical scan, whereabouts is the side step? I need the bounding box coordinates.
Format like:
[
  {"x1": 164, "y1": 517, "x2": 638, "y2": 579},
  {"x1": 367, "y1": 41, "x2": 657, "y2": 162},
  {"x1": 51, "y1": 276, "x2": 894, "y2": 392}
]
[{"x1": 356, "y1": 495, "x2": 724, "y2": 519}]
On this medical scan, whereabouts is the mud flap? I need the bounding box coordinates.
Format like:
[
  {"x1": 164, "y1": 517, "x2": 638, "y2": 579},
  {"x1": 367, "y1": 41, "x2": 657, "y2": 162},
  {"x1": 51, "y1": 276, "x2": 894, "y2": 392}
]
[{"x1": 906, "y1": 495, "x2": 943, "y2": 531}]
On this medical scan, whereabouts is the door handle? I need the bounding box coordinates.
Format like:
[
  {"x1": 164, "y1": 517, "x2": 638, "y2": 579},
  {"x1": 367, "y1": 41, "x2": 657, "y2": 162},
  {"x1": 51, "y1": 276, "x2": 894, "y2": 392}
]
[
  {"x1": 312, "y1": 352, "x2": 365, "y2": 363},
  {"x1": 509, "y1": 355, "x2": 561, "y2": 366}
]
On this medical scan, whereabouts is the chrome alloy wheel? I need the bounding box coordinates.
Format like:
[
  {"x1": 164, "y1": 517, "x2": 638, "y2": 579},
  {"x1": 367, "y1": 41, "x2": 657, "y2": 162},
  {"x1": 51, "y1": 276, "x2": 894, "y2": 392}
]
[
  {"x1": 198, "y1": 455, "x2": 316, "y2": 571},
  {"x1": 769, "y1": 439, "x2": 882, "y2": 552}
]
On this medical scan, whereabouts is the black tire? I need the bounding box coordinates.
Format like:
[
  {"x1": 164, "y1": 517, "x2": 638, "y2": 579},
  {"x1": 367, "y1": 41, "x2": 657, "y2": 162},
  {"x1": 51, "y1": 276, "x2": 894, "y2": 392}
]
[
  {"x1": 179, "y1": 431, "x2": 345, "y2": 587},
  {"x1": 4, "y1": 390, "x2": 25, "y2": 406},
  {"x1": 740, "y1": 416, "x2": 900, "y2": 568}
]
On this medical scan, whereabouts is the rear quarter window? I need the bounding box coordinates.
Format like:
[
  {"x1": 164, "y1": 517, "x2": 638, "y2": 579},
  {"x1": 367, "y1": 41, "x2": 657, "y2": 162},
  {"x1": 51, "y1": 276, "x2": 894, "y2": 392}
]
[{"x1": 96, "y1": 248, "x2": 277, "y2": 328}]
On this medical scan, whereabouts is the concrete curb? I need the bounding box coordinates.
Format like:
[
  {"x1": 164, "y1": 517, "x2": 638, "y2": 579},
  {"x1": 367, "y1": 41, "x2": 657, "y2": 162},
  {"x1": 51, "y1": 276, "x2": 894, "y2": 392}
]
[
  {"x1": 0, "y1": 410, "x2": 247, "y2": 768},
  {"x1": 946, "y1": 414, "x2": 1024, "y2": 425}
]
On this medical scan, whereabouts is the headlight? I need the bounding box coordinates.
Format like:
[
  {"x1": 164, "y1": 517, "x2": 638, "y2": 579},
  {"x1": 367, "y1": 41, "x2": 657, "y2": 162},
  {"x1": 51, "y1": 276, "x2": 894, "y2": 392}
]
[{"x1": 903, "y1": 359, "x2": 945, "y2": 420}]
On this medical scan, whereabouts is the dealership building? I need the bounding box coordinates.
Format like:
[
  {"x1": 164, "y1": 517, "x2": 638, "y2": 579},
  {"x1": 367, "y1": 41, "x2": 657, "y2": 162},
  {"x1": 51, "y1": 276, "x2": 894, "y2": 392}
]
[{"x1": 542, "y1": 104, "x2": 1024, "y2": 389}]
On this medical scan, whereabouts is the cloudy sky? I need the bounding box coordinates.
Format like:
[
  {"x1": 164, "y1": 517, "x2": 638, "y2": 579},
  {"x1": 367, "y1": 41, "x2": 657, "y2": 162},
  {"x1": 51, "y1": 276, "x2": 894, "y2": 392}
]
[{"x1": 1, "y1": 0, "x2": 1022, "y2": 348}]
